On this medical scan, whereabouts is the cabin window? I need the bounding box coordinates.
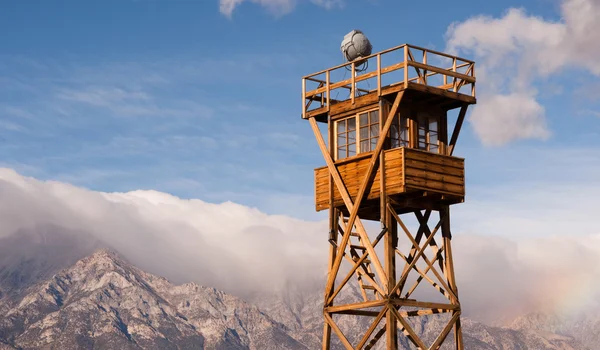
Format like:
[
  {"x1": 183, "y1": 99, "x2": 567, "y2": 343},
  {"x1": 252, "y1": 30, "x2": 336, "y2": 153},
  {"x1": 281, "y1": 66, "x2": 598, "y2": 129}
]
[
  {"x1": 391, "y1": 114, "x2": 409, "y2": 148},
  {"x1": 336, "y1": 117, "x2": 356, "y2": 159},
  {"x1": 359, "y1": 110, "x2": 379, "y2": 153},
  {"x1": 417, "y1": 113, "x2": 440, "y2": 153},
  {"x1": 335, "y1": 109, "x2": 379, "y2": 160}
]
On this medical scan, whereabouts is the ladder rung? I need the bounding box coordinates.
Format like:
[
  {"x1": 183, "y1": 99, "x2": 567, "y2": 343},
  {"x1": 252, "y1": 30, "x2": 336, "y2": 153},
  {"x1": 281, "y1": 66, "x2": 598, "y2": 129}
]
[
  {"x1": 350, "y1": 245, "x2": 366, "y2": 250},
  {"x1": 350, "y1": 232, "x2": 360, "y2": 237},
  {"x1": 353, "y1": 258, "x2": 371, "y2": 264},
  {"x1": 362, "y1": 285, "x2": 377, "y2": 290}
]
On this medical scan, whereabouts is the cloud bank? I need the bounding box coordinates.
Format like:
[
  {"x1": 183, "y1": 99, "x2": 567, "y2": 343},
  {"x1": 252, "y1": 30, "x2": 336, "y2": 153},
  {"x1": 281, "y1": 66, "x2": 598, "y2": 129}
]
[
  {"x1": 0, "y1": 168, "x2": 598, "y2": 323},
  {"x1": 446, "y1": 0, "x2": 600, "y2": 146}
]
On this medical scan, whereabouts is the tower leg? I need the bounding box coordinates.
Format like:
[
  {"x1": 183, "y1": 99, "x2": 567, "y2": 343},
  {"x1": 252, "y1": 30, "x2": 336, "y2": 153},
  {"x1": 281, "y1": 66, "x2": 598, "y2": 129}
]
[
  {"x1": 441, "y1": 205, "x2": 463, "y2": 350},
  {"x1": 385, "y1": 200, "x2": 398, "y2": 349},
  {"x1": 323, "y1": 207, "x2": 338, "y2": 350}
]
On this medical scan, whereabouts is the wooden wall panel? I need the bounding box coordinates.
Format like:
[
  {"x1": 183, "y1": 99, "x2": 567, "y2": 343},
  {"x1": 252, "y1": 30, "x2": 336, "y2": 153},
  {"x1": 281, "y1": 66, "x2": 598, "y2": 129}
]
[
  {"x1": 315, "y1": 149, "x2": 404, "y2": 211},
  {"x1": 314, "y1": 148, "x2": 464, "y2": 211},
  {"x1": 403, "y1": 148, "x2": 464, "y2": 197}
]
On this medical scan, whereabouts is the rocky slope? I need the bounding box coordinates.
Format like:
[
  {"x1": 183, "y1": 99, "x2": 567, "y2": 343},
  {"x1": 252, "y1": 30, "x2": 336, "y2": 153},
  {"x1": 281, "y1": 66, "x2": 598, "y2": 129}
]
[
  {"x1": 0, "y1": 250, "x2": 304, "y2": 350},
  {"x1": 0, "y1": 249, "x2": 595, "y2": 349}
]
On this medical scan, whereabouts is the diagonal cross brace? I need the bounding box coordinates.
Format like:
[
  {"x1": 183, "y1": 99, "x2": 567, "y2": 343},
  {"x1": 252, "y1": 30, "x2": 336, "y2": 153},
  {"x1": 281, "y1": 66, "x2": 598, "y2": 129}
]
[{"x1": 310, "y1": 91, "x2": 406, "y2": 299}]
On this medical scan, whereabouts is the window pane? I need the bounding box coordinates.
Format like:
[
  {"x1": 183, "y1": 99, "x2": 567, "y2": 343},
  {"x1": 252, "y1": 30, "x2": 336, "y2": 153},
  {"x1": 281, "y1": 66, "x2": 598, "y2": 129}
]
[
  {"x1": 370, "y1": 125, "x2": 379, "y2": 137},
  {"x1": 400, "y1": 129, "x2": 408, "y2": 141},
  {"x1": 337, "y1": 134, "x2": 346, "y2": 147},
  {"x1": 430, "y1": 132, "x2": 438, "y2": 144},
  {"x1": 348, "y1": 143, "x2": 356, "y2": 156},
  {"x1": 370, "y1": 110, "x2": 379, "y2": 123},
  {"x1": 430, "y1": 145, "x2": 439, "y2": 153},
  {"x1": 391, "y1": 124, "x2": 398, "y2": 139},
  {"x1": 359, "y1": 113, "x2": 368, "y2": 126},
  {"x1": 429, "y1": 120, "x2": 438, "y2": 133},
  {"x1": 348, "y1": 130, "x2": 356, "y2": 143},
  {"x1": 360, "y1": 140, "x2": 369, "y2": 153},
  {"x1": 371, "y1": 137, "x2": 378, "y2": 150},
  {"x1": 338, "y1": 148, "x2": 346, "y2": 158},
  {"x1": 338, "y1": 120, "x2": 345, "y2": 133},
  {"x1": 419, "y1": 128, "x2": 426, "y2": 136},
  {"x1": 391, "y1": 138, "x2": 399, "y2": 148},
  {"x1": 360, "y1": 127, "x2": 368, "y2": 140},
  {"x1": 348, "y1": 117, "x2": 356, "y2": 130}
]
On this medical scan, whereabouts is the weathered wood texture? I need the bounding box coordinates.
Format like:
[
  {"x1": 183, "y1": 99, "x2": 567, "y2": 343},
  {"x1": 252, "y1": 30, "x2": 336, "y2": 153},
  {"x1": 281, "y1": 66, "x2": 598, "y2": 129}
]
[{"x1": 314, "y1": 148, "x2": 465, "y2": 211}]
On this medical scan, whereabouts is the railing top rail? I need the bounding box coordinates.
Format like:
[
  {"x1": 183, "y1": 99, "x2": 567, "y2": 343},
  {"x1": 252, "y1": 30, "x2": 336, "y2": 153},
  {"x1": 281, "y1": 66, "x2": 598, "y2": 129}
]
[{"x1": 302, "y1": 43, "x2": 474, "y2": 79}]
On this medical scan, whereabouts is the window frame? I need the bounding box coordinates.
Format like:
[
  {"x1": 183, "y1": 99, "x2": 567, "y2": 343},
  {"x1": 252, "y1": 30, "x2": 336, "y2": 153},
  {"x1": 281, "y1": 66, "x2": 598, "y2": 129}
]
[
  {"x1": 334, "y1": 108, "x2": 380, "y2": 160},
  {"x1": 416, "y1": 112, "x2": 441, "y2": 153}
]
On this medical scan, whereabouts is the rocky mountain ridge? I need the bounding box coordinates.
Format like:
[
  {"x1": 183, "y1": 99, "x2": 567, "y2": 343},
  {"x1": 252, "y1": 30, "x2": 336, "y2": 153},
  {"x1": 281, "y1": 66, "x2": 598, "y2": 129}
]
[{"x1": 0, "y1": 249, "x2": 595, "y2": 349}]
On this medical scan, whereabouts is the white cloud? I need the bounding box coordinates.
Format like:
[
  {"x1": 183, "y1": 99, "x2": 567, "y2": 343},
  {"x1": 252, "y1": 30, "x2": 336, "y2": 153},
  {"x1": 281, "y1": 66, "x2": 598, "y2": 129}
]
[
  {"x1": 445, "y1": 0, "x2": 600, "y2": 146},
  {"x1": 1, "y1": 164, "x2": 599, "y2": 323},
  {"x1": 0, "y1": 168, "x2": 327, "y2": 299},
  {"x1": 469, "y1": 93, "x2": 550, "y2": 146},
  {"x1": 219, "y1": 0, "x2": 343, "y2": 17}
]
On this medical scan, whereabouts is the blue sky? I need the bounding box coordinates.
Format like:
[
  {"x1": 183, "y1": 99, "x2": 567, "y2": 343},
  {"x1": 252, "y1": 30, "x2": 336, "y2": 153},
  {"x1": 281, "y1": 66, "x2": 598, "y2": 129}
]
[{"x1": 1, "y1": 0, "x2": 599, "y2": 222}]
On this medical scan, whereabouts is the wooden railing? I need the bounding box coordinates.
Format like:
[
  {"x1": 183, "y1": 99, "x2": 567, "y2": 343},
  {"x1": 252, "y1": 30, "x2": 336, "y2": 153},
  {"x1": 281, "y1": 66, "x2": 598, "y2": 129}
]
[{"x1": 302, "y1": 44, "x2": 476, "y2": 118}]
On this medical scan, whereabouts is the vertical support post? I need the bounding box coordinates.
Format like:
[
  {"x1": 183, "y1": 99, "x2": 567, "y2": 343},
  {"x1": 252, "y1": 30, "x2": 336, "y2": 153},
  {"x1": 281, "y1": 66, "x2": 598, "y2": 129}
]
[
  {"x1": 385, "y1": 210, "x2": 398, "y2": 349},
  {"x1": 322, "y1": 113, "x2": 337, "y2": 350},
  {"x1": 403, "y1": 45, "x2": 409, "y2": 88},
  {"x1": 441, "y1": 205, "x2": 463, "y2": 350}
]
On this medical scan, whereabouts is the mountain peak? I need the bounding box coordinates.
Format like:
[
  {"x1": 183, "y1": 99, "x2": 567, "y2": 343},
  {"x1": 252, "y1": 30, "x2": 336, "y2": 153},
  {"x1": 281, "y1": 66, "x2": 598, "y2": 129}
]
[{"x1": 0, "y1": 250, "x2": 307, "y2": 350}]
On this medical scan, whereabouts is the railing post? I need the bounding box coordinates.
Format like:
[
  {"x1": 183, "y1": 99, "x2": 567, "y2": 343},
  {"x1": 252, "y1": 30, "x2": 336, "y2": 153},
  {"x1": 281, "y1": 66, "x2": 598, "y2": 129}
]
[
  {"x1": 302, "y1": 78, "x2": 306, "y2": 119},
  {"x1": 351, "y1": 62, "x2": 356, "y2": 104},
  {"x1": 452, "y1": 58, "x2": 457, "y2": 92},
  {"x1": 471, "y1": 63, "x2": 475, "y2": 97},
  {"x1": 377, "y1": 54, "x2": 381, "y2": 96},
  {"x1": 422, "y1": 49, "x2": 427, "y2": 85},
  {"x1": 326, "y1": 70, "x2": 331, "y2": 112},
  {"x1": 403, "y1": 45, "x2": 408, "y2": 88}
]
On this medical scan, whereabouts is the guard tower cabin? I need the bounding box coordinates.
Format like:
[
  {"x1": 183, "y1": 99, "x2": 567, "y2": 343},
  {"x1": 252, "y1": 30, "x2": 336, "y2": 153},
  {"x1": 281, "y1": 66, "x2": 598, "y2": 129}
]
[{"x1": 303, "y1": 44, "x2": 476, "y2": 221}]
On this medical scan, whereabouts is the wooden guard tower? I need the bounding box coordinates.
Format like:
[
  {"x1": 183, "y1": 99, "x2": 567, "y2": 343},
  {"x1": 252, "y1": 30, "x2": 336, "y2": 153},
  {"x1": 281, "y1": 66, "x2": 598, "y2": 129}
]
[{"x1": 302, "y1": 44, "x2": 476, "y2": 349}]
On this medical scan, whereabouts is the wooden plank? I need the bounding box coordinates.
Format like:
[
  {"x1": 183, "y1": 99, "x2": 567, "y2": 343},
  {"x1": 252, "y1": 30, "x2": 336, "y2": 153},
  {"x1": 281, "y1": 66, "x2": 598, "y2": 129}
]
[
  {"x1": 430, "y1": 311, "x2": 461, "y2": 350},
  {"x1": 323, "y1": 312, "x2": 353, "y2": 350},
  {"x1": 404, "y1": 168, "x2": 464, "y2": 186},
  {"x1": 330, "y1": 92, "x2": 380, "y2": 115},
  {"x1": 390, "y1": 307, "x2": 427, "y2": 349},
  {"x1": 406, "y1": 82, "x2": 476, "y2": 104},
  {"x1": 357, "y1": 306, "x2": 387, "y2": 349},
  {"x1": 389, "y1": 299, "x2": 459, "y2": 311},
  {"x1": 326, "y1": 300, "x2": 387, "y2": 313},
  {"x1": 407, "y1": 43, "x2": 475, "y2": 64},
  {"x1": 408, "y1": 61, "x2": 475, "y2": 83}
]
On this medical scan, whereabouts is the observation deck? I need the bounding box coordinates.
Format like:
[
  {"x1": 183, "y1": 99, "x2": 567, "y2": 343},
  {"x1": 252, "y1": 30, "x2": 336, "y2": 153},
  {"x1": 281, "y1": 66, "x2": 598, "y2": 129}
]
[{"x1": 301, "y1": 44, "x2": 476, "y2": 123}]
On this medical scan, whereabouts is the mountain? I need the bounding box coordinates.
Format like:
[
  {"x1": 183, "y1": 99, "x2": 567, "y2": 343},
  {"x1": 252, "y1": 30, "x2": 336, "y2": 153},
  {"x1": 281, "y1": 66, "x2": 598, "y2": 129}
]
[
  {"x1": 259, "y1": 285, "x2": 588, "y2": 350},
  {"x1": 0, "y1": 249, "x2": 595, "y2": 349},
  {"x1": 0, "y1": 250, "x2": 305, "y2": 350},
  {"x1": 0, "y1": 224, "x2": 103, "y2": 299}
]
